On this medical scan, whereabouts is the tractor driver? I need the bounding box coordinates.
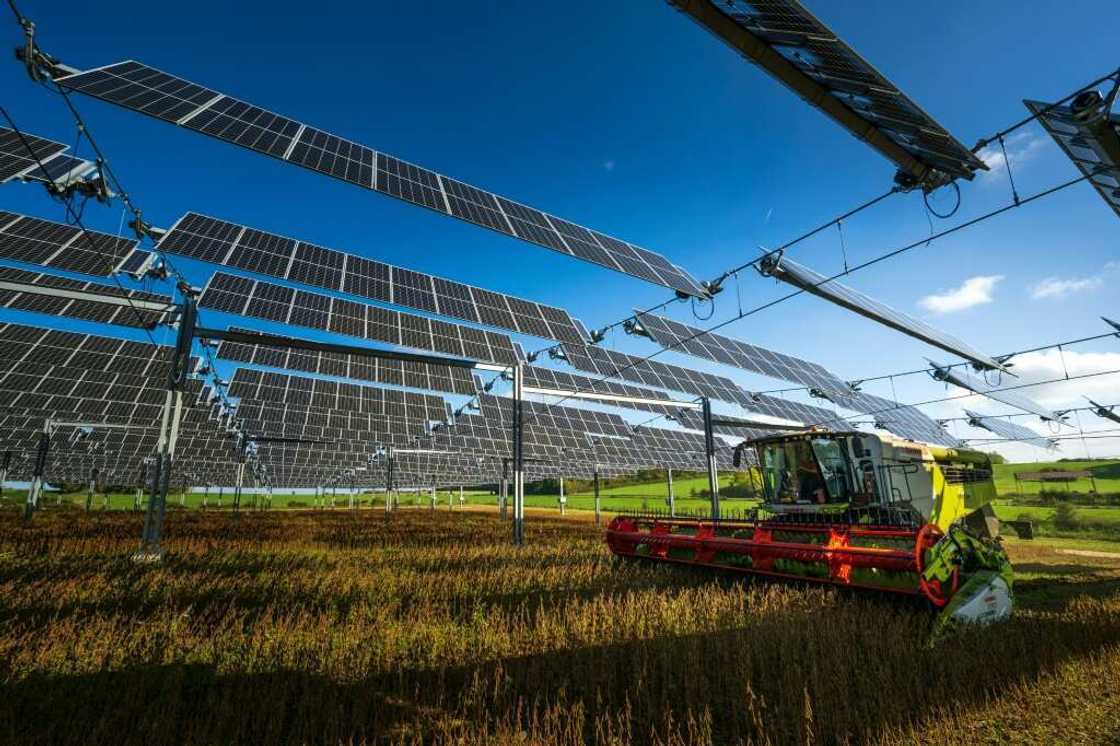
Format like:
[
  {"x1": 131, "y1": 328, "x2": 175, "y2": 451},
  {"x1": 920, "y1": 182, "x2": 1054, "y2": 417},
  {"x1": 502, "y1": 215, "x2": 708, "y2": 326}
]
[{"x1": 796, "y1": 452, "x2": 827, "y2": 504}]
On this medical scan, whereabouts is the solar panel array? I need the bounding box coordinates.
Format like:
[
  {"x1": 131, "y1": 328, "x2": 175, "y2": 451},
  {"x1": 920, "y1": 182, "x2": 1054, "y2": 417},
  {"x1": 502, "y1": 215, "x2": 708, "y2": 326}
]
[
  {"x1": 1025, "y1": 98, "x2": 1120, "y2": 219},
  {"x1": 157, "y1": 212, "x2": 587, "y2": 343},
  {"x1": 841, "y1": 389, "x2": 959, "y2": 447},
  {"x1": 633, "y1": 310, "x2": 851, "y2": 398},
  {"x1": 200, "y1": 272, "x2": 520, "y2": 365},
  {"x1": 0, "y1": 211, "x2": 137, "y2": 276},
  {"x1": 0, "y1": 266, "x2": 170, "y2": 328},
  {"x1": 963, "y1": 410, "x2": 1045, "y2": 443},
  {"x1": 557, "y1": 342, "x2": 842, "y2": 426},
  {"x1": 761, "y1": 253, "x2": 1007, "y2": 372},
  {"x1": 0, "y1": 322, "x2": 181, "y2": 376},
  {"x1": 0, "y1": 126, "x2": 67, "y2": 181},
  {"x1": 680, "y1": 0, "x2": 986, "y2": 185},
  {"x1": 213, "y1": 328, "x2": 477, "y2": 396},
  {"x1": 229, "y1": 367, "x2": 448, "y2": 423},
  {"x1": 931, "y1": 364, "x2": 1061, "y2": 422},
  {"x1": 57, "y1": 61, "x2": 707, "y2": 297}
]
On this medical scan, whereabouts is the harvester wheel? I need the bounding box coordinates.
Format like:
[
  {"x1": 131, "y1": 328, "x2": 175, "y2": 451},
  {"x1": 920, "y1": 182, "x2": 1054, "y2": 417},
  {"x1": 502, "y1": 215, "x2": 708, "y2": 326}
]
[{"x1": 915, "y1": 524, "x2": 958, "y2": 608}]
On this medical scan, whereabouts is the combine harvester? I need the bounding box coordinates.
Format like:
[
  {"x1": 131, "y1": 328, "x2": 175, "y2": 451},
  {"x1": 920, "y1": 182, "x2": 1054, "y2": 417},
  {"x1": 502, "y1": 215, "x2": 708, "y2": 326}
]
[{"x1": 606, "y1": 431, "x2": 1014, "y2": 632}]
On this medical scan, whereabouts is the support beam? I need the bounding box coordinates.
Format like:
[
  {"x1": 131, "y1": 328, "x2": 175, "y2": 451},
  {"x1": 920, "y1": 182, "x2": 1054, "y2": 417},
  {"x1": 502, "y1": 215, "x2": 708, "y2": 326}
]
[
  {"x1": 24, "y1": 426, "x2": 50, "y2": 521},
  {"x1": 667, "y1": 467, "x2": 675, "y2": 517},
  {"x1": 512, "y1": 362, "x2": 525, "y2": 545},
  {"x1": 139, "y1": 293, "x2": 196, "y2": 558},
  {"x1": 702, "y1": 396, "x2": 720, "y2": 520},
  {"x1": 593, "y1": 466, "x2": 601, "y2": 526}
]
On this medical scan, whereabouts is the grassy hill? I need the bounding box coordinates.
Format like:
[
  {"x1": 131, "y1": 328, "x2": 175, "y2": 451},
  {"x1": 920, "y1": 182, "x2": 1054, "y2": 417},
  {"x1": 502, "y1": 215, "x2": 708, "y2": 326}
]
[{"x1": 992, "y1": 459, "x2": 1120, "y2": 496}]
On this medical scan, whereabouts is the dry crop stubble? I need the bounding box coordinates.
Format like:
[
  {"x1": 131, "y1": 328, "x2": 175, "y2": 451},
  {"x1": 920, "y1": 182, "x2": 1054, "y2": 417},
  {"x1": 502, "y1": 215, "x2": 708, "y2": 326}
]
[{"x1": 0, "y1": 509, "x2": 1117, "y2": 745}]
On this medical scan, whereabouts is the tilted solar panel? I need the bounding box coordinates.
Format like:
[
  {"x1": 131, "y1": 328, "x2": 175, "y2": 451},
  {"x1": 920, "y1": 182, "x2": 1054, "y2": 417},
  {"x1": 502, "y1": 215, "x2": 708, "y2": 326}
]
[
  {"x1": 1025, "y1": 96, "x2": 1120, "y2": 219},
  {"x1": 156, "y1": 212, "x2": 585, "y2": 344},
  {"x1": 670, "y1": 0, "x2": 986, "y2": 187},
  {"x1": 0, "y1": 210, "x2": 136, "y2": 276},
  {"x1": 840, "y1": 390, "x2": 959, "y2": 447},
  {"x1": 0, "y1": 126, "x2": 68, "y2": 182},
  {"x1": 632, "y1": 310, "x2": 851, "y2": 398},
  {"x1": 929, "y1": 363, "x2": 1062, "y2": 422},
  {"x1": 964, "y1": 410, "x2": 1045, "y2": 443},
  {"x1": 0, "y1": 266, "x2": 170, "y2": 328},
  {"x1": 57, "y1": 61, "x2": 707, "y2": 297},
  {"x1": 212, "y1": 328, "x2": 478, "y2": 397},
  {"x1": 199, "y1": 272, "x2": 520, "y2": 366},
  {"x1": 759, "y1": 253, "x2": 1007, "y2": 372}
]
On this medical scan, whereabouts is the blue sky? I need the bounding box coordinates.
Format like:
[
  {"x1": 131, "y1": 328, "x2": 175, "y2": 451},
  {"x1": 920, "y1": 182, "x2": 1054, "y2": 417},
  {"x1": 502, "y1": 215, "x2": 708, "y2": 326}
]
[{"x1": 2, "y1": 0, "x2": 1118, "y2": 462}]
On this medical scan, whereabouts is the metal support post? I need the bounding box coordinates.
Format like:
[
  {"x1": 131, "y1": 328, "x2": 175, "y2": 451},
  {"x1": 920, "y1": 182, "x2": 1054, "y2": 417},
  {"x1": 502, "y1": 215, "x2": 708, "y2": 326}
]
[
  {"x1": 512, "y1": 362, "x2": 525, "y2": 546},
  {"x1": 24, "y1": 424, "x2": 50, "y2": 521},
  {"x1": 0, "y1": 450, "x2": 9, "y2": 504},
  {"x1": 139, "y1": 292, "x2": 196, "y2": 557},
  {"x1": 430, "y1": 481, "x2": 436, "y2": 510},
  {"x1": 499, "y1": 458, "x2": 509, "y2": 519},
  {"x1": 385, "y1": 447, "x2": 394, "y2": 513},
  {"x1": 85, "y1": 471, "x2": 96, "y2": 512},
  {"x1": 666, "y1": 467, "x2": 675, "y2": 517},
  {"x1": 217, "y1": 485, "x2": 223, "y2": 509},
  {"x1": 701, "y1": 396, "x2": 720, "y2": 520},
  {"x1": 558, "y1": 476, "x2": 566, "y2": 515},
  {"x1": 459, "y1": 484, "x2": 464, "y2": 508},
  {"x1": 593, "y1": 466, "x2": 601, "y2": 526}
]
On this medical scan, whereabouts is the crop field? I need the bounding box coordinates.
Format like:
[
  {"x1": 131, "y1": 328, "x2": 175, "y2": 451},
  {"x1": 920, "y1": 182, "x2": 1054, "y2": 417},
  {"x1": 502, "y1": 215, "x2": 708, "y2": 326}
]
[{"x1": 1, "y1": 509, "x2": 1119, "y2": 745}]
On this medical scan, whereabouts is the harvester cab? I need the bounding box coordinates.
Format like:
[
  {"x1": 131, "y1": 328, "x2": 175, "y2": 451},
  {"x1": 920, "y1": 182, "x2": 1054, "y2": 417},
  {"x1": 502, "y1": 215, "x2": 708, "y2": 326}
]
[{"x1": 606, "y1": 431, "x2": 1014, "y2": 635}]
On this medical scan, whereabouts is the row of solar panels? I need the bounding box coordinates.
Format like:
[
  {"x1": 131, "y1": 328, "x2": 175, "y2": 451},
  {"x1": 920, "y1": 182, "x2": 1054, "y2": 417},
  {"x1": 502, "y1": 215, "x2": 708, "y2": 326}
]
[{"x1": 55, "y1": 61, "x2": 708, "y2": 298}]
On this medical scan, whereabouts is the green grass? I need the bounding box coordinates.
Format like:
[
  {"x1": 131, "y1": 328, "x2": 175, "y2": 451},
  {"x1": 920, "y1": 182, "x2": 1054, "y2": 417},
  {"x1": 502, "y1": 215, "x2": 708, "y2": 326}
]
[{"x1": 992, "y1": 459, "x2": 1120, "y2": 496}]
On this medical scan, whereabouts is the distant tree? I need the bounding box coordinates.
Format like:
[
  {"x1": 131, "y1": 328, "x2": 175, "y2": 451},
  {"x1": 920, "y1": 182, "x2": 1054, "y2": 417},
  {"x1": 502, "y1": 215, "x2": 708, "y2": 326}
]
[
  {"x1": 984, "y1": 451, "x2": 1007, "y2": 465},
  {"x1": 1053, "y1": 502, "x2": 1080, "y2": 531}
]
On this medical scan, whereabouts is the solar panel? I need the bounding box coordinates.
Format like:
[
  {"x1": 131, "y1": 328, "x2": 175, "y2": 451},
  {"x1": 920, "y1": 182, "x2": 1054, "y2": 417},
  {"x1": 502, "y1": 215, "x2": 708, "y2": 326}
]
[
  {"x1": 672, "y1": 0, "x2": 987, "y2": 187},
  {"x1": 199, "y1": 273, "x2": 520, "y2": 365},
  {"x1": 964, "y1": 410, "x2": 1045, "y2": 443},
  {"x1": 839, "y1": 389, "x2": 959, "y2": 447},
  {"x1": 0, "y1": 267, "x2": 170, "y2": 328},
  {"x1": 212, "y1": 329, "x2": 478, "y2": 396},
  {"x1": 0, "y1": 322, "x2": 178, "y2": 377},
  {"x1": 555, "y1": 342, "x2": 847, "y2": 428},
  {"x1": 0, "y1": 211, "x2": 136, "y2": 276},
  {"x1": 0, "y1": 126, "x2": 68, "y2": 182},
  {"x1": 632, "y1": 310, "x2": 851, "y2": 397},
  {"x1": 58, "y1": 61, "x2": 707, "y2": 297},
  {"x1": 1087, "y1": 398, "x2": 1120, "y2": 425},
  {"x1": 156, "y1": 212, "x2": 586, "y2": 343},
  {"x1": 929, "y1": 363, "x2": 1062, "y2": 422},
  {"x1": 1025, "y1": 95, "x2": 1120, "y2": 219},
  {"x1": 759, "y1": 253, "x2": 1007, "y2": 372}
]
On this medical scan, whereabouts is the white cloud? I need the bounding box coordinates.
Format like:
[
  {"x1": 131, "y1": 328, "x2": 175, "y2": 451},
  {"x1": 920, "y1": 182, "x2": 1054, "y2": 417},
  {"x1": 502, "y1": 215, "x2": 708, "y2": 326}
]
[
  {"x1": 976, "y1": 131, "x2": 1047, "y2": 183},
  {"x1": 1030, "y1": 275, "x2": 1103, "y2": 299},
  {"x1": 918, "y1": 275, "x2": 1003, "y2": 314},
  {"x1": 602, "y1": 159, "x2": 615, "y2": 172}
]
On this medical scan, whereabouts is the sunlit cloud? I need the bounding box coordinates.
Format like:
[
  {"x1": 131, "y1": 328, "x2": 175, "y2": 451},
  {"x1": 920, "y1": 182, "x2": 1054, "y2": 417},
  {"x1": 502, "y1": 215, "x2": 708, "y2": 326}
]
[{"x1": 918, "y1": 275, "x2": 1003, "y2": 314}]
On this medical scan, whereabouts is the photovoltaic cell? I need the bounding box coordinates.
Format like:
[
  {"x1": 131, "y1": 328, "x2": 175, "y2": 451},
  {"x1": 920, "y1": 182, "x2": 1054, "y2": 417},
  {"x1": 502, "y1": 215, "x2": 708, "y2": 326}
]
[
  {"x1": 930, "y1": 363, "x2": 1062, "y2": 422},
  {"x1": 57, "y1": 61, "x2": 706, "y2": 297},
  {"x1": 964, "y1": 410, "x2": 1044, "y2": 443},
  {"x1": 0, "y1": 211, "x2": 136, "y2": 276},
  {"x1": 199, "y1": 273, "x2": 521, "y2": 365},
  {"x1": 0, "y1": 126, "x2": 68, "y2": 182},
  {"x1": 1025, "y1": 98, "x2": 1120, "y2": 219},
  {"x1": 677, "y1": 0, "x2": 987, "y2": 186},
  {"x1": 760, "y1": 253, "x2": 1007, "y2": 372},
  {"x1": 154, "y1": 212, "x2": 585, "y2": 343},
  {"x1": 634, "y1": 310, "x2": 851, "y2": 397}
]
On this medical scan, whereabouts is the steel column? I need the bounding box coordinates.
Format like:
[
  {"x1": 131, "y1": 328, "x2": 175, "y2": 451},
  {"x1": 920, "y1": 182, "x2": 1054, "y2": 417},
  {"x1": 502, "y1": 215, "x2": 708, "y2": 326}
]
[
  {"x1": 512, "y1": 362, "x2": 525, "y2": 546},
  {"x1": 667, "y1": 467, "x2": 675, "y2": 517},
  {"x1": 593, "y1": 466, "x2": 601, "y2": 526},
  {"x1": 702, "y1": 396, "x2": 720, "y2": 520},
  {"x1": 23, "y1": 425, "x2": 50, "y2": 521}
]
